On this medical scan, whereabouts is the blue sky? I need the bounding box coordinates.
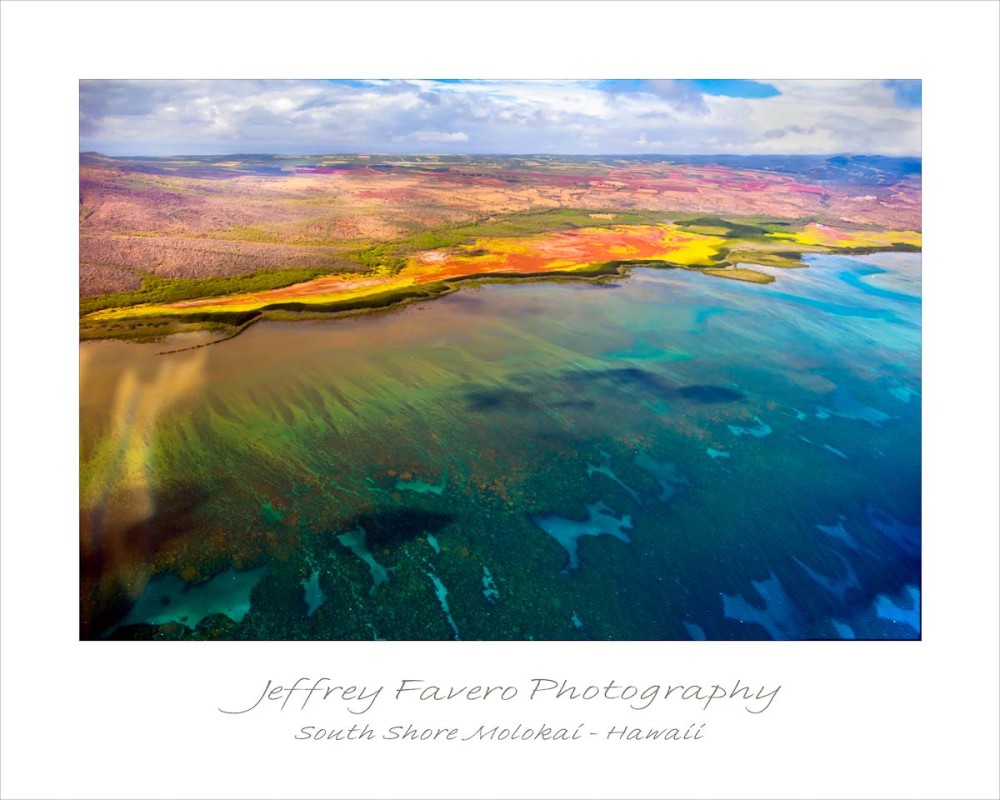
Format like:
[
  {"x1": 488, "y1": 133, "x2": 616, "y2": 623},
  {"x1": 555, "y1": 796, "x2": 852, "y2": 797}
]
[{"x1": 80, "y1": 79, "x2": 921, "y2": 157}]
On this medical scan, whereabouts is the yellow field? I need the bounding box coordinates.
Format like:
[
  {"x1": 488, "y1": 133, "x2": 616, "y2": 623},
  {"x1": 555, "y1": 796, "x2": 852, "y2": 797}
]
[{"x1": 84, "y1": 222, "x2": 921, "y2": 323}]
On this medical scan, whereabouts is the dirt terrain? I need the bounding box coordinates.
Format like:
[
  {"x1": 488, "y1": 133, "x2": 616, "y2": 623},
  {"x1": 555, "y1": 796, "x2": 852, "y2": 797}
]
[{"x1": 80, "y1": 153, "x2": 921, "y2": 299}]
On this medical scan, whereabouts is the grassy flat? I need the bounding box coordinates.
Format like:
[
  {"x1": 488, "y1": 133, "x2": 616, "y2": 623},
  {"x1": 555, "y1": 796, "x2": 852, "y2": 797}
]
[
  {"x1": 702, "y1": 267, "x2": 776, "y2": 284},
  {"x1": 80, "y1": 216, "x2": 921, "y2": 341}
]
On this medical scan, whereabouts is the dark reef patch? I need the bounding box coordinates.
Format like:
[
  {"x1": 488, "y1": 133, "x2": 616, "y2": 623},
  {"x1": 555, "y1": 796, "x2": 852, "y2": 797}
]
[
  {"x1": 350, "y1": 508, "x2": 455, "y2": 548},
  {"x1": 675, "y1": 384, "x2": 745, "y2": 403},
  {"x1": 464, "y1": 387, "x2": 537, "y2": 413}
]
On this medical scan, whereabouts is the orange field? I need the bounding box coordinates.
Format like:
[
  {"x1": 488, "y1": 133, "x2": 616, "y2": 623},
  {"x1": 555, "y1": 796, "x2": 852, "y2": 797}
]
[{"x1": 85, "y1": 221, "x2": 920, "y2": 322}]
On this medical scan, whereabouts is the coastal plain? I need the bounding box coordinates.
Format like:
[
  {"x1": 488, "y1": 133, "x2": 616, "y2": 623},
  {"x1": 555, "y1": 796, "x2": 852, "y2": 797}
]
[
  {"x1": 79, "y1": 153, "x2": 922, "y2": 641},
  {"x1": 80, "y1": 154, "x2": 921, "y2": 342}
]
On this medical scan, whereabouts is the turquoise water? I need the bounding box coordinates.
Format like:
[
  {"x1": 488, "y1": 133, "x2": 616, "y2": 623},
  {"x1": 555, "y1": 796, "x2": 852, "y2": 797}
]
[{"x1": 82, "y1": 252, "x2": 921, "y2": 640}]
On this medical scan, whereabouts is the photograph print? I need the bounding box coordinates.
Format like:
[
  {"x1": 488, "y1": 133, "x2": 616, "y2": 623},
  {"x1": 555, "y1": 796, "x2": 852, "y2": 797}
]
[{"x1": 79, "y1": 78, "x2": 922, "y2": 641}]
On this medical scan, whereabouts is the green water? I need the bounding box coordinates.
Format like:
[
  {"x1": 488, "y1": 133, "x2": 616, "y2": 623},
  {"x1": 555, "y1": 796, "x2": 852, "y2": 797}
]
[{"x1": 80, "y1": 253, "x2": 921, "y2": 640}]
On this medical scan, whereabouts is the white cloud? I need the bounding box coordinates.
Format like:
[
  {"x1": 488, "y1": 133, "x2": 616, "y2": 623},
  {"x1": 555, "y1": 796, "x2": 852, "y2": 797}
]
[
  {"x1": 79, "y1": 79, "x2": 920, "y2": 156},
  {"x1": 405, "y1": 131, "x2": 469, "y2": 143}
]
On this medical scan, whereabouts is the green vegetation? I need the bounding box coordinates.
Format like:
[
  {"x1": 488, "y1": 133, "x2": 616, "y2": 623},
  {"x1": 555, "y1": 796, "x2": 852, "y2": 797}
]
[
  {"x1": 80, "y1": 208, "x2": 667, "y2": 315},
  {"x1": 217, "y1": 223, "x2": 351, "y2": 247},
  {"x1": 80, "y1": 286, "x2": 461, "y2": 343},
  {"x1": 406, "y1": 207, "x2": 665, "y2": 243},
  {"x1": 263, "y1": 283, "x2": 456, "y2": 314},
  {"x1": 835, "y1": 243, "x2": 922, "y2": 255},
  {"x1": 216, "y1": 225, "x2": 291, "y2": 245},
  {"x1": 354, "y1": 243, "x2": 410, "y2": 274},
  {"x1": 80, "y1": 267, "x2": 334, "y2": 316},
  {"x1": 349, "y1": 208, "x2": 670, "y2": 274},
  {"x1": 725, "y1": 249, "x2": 807, "y2": 268},
  {"x1": 702, "y1": 267, "x2": 776, "y2": 284},
  {"x1": 79, "y1": 315, "x2": 246, "y2": 344},
  {"x1": 80, "y1": 208, "x2": 921, "y2": 338},
  {"x1": 676, "y1": 215, "x2": 768, "y2": 238},
  {"x1": 450, "y1": 262, "x2": 626, "y2": 283},
  {"x1": 672, "y1": 215, "x2": 821, "y2": 247}
]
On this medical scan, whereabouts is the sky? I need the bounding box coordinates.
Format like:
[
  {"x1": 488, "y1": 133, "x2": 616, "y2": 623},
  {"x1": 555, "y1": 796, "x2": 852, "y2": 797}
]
[{"x1": 80, "y1": 79, "x2": 921, "y2": 157}]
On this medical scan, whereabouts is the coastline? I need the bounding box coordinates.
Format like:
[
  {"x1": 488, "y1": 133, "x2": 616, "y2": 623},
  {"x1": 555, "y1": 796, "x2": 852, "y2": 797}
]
[{"x1": 79, "y1": 220, "x2": 921, "y2": 346}]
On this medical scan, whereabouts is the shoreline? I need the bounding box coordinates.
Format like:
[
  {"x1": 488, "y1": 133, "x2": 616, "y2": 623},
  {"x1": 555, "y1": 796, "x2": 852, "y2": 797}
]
[
  {"x1": 79, "y1": 245, "x2": 922, "y2": 349},
  {"x1": 79, "y1": 220, "x2": 921, "y2": 346}
]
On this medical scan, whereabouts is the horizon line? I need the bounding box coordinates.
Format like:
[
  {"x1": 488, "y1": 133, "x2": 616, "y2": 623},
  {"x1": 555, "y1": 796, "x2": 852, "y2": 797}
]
[{"x1": 81, "y1": 150, "x2": 923, "y2": 160}]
